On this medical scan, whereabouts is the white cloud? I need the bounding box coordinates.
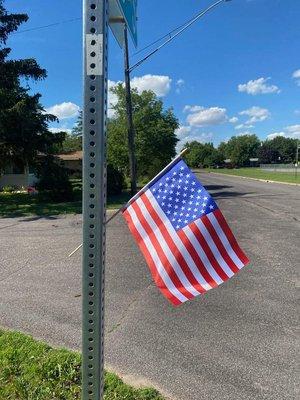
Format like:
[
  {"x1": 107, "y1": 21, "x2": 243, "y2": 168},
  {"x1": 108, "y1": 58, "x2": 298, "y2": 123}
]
[
  {"x1": 185, "y1": 106, "x2": 228, "y2": 127},
  {"x1": 239, "y1": 106, "x2": 270, "y2": 124},
  {"x1": 175, "y1": 125, "x2": 213, "y2": 150},
  {"x1": 285, "y1": 124, "x2": 300, "y2": 139},
  {"x1": 229, "y1": 117, "x2": 238, "y2": 124},
  {"x1": 292, "y1": 69, "x2": 300, "y2": 86},
  {"x1": 175, "y1": 125, "x2": 191, "y2": 136},
  {"x1": 267, "y1": 125, "x2": 300, "y2": 140},
  {"x1": 176, "y1": 79, "x2": 185, "y2": 87},
  {"x1": 175, "y1": 79, "x2": 185, "y2": 94},
  {"x1": 234, "y1": 123, "x2": 254, "y2": 130},
  {"x1": 238, "y1": 77, "x2": 280, "y2": 95},
  {"x1": 237, "y1": 131, "x2": 255, "y2": 137},
  {"x1": 266, "y1": 132, "x2": 286, "y2": 140},
  {"x1": 107, "y1": 79, "x2": 121, "y2": 119},
  {"x1": 185, "y1": 132, "x2": 213, "y2": 143},
  {"x1": 46, "y1": 102, "x2": 80, "y2": 120},
  {"x1": 107, "y1": 75, "x2": 172, "y2": 118},
  {"x1": 183, "y1": 105, "x2": 203, "y2": 113},
  {"x1": 49, "y1": 127, "x2": 72, "y2": 134},
  {"x1": 130, "y1": 74, "x2": 172, "y2": 97}
]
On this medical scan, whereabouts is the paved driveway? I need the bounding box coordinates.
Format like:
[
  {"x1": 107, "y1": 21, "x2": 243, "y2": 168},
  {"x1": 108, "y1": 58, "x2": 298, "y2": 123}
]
[{"x1": 0, "y1": 173, "x2": 299, "y2": 400}]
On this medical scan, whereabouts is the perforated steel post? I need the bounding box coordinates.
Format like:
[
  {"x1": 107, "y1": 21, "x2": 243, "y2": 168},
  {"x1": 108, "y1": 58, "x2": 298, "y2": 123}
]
[{"x1": 82, "y1": 1, "x2": 108, "y2": 399}]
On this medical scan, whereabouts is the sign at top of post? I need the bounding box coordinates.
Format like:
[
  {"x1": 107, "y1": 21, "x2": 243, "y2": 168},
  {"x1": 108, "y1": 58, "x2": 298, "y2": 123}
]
[{"x1": 109, "y1": 0, "x2": 138, "y2": 48}]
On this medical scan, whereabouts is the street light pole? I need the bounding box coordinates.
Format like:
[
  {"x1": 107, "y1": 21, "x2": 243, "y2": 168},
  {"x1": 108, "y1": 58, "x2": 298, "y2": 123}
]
[{"x1": 124, "y1": 24, "x2": 137, "y2": 195}]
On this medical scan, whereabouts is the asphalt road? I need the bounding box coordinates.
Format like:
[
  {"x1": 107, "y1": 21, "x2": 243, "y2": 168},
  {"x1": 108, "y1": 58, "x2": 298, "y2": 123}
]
[{"x1": 0, "y1": 173, "x2": 299, "y2": 400}]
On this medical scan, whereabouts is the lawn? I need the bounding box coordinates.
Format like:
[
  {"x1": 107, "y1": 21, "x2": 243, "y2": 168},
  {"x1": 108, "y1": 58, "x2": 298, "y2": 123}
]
[
  {"x1": 0, "y1": 191, "x2": 132, "y2": 218},
  {"x1": 0, "y1": 329, "x2": 164, "y2": 400},
  {"x1": 205, "y1": 167, "x2": 299, "y2": 184}
]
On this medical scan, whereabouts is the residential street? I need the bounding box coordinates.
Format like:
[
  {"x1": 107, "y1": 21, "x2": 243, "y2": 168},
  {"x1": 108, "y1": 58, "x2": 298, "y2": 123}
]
[{"x1": 0, "y1": 173, "x2": 299, "y2": 400}]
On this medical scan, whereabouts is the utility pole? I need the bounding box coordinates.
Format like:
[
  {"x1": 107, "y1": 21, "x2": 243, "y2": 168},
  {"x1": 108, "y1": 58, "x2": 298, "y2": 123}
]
[
  {"x1": 124, "y1": 24, "x2": 137, "y2": 195},
  {"x1": 296, "y1": 139, "x2": 299, "y2": 179}
]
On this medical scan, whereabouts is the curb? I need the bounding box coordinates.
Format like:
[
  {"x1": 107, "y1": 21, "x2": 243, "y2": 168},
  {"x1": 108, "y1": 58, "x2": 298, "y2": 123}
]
[{"x1": 207, "y1": 172, "x2": 300, "y2": 186}]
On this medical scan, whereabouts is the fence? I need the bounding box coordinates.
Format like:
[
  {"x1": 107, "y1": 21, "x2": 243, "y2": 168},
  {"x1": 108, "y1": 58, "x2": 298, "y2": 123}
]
[{"x1": 260, "y1": 163, "x2": 297, "y2": 172}]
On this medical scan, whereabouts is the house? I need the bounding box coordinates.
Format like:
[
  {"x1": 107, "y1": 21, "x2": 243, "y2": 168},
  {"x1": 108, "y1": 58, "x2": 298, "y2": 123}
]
[
  {"x1": 0, "y1": 163, "x2": 38, "y2": 190},
  {"x1": 0, "y1": 151, "x2": 83, "y2": 190},
  {"x1": 56, "y1": 150, "x2": 82, "y2": 177}
]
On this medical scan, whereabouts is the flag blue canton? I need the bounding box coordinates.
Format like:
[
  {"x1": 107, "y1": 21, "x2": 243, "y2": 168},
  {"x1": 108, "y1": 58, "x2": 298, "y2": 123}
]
[{"x1": 149, "y1": 160, "x2": 218, "y2": 231}]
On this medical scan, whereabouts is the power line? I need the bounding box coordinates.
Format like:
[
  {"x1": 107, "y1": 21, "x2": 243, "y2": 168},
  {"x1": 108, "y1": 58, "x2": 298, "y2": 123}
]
[
  {"x1": 131, "y1": 0, "x2": 230, "y2": 58},
  {"x1": 129, "y1": 0, "x2": 229, "y2": 73},
  {"x1": 131, "y1": 19, "x2": 195, "y2": 58},
  {"x1": 131, "y1": 8, "x2": 209, "y2": 58},
  {"x1": 12, "y1": 17, "x2": 81, "y2": 35}
]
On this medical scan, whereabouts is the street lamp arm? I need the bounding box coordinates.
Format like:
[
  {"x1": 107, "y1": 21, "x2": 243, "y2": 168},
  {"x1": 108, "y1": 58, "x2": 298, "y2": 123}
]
[{"x1": 129, "y1": 0, "x2": 231, "y2": 73}]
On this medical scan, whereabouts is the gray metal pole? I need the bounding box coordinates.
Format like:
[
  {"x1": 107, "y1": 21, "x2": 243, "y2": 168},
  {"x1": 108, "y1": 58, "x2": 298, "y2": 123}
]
[
  {"x1": 124, "y1": 24, "x2": 137, "y2": 195},
  {"x1": 82, "y1": 1, "x2": 108, "y2": 399}
]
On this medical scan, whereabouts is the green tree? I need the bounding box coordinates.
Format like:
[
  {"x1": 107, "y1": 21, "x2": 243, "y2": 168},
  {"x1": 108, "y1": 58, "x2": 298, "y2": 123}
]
[
  {"x1": 183, "y1": 141, "x2": 223, "y2": 168},
  {"x1": 108, "y1": 84, "x2": 179, "y2": 179},
  {"x1": 59, "y1": 132, "x2": 82, "y2": 153},
  {"x1": 71, "y1": 110, "x2": 83, "y2": 136},
  {"x1": 223, "y1": 134, "x2": 260, "y2": 167},
  {"x1": 218, "y1": 141, "x2": 228, "y2": 161},
  {"x1": 258, "y1": 136, "x2": 297, "y2": 164},
  {"x1": 0, "y1": 0, "x2": 63, "y2": 171}
]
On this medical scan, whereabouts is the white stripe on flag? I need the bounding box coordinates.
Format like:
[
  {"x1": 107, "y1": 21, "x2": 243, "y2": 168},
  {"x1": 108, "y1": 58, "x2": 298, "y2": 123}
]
[
  {"x1": 145, "y1": 191, "x2": 212, "y2": 291},
  {"x1": 182, "y1": 225, "x2": 224, "y2": 286},
  {"x1": 194, "y1": 219, "x2": 235, "y2": 278},
  {"x1": 135, "y1": 197, "x2": 201, "y2": 297},
  {"x1": 207, "y1": 212, "x2": 244, "y2": 269},
  {"x1": 126, "y1": 204, "x2": 189, "y2": 303}
]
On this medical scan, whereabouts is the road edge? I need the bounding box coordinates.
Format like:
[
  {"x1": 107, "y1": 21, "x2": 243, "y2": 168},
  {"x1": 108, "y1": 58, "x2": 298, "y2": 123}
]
[{"x1": 205, "y1": 171, "x2": 300, "y2": 186}]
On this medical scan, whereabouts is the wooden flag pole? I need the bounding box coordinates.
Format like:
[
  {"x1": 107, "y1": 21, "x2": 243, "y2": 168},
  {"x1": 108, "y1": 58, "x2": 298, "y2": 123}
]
[{"x1": 68, "y1": 148, "x2": 188, "y2": 258}]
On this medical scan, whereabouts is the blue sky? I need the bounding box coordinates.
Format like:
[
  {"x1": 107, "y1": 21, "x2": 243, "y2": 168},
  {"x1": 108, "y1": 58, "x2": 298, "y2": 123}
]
[{"x1": 7, "y1": 0, "x2": 300, "y2": 146}]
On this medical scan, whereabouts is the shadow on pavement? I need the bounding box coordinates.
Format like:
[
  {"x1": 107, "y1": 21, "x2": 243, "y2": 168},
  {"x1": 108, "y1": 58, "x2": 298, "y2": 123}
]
[
  {"x1": 202, "y1": 184, "x2": 251, "y2": 198},
  {"x1": 19, "y1": 215, "x2": 60, "y2": 222},
  {"x1": 203, "y1": 184, "x2": 232, "y2": 191},
  {"x1": 210, "y1": 191, "x2": 251, "y2": 198}
]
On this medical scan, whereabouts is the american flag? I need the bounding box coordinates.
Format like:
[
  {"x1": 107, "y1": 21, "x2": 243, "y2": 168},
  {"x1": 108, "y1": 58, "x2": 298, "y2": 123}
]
[{"x1": 123, "y1": 159, "x2": 249, "y2": 306}]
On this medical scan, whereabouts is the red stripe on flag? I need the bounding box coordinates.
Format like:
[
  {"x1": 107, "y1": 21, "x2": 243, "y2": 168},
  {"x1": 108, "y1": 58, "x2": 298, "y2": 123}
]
[
  {"x1": 176, "y1": 229, "x2": 219, "y2": 289},
  {"x1": 188, "y1": 221, "x2": 230, "y2": 283},
  {"x1": 201, "y1": 214, "x2": 240, "y2": 274},
  {"x1": 131, "y1": 200, "x2": 195, "y2": 301},
  {"x1": 141, "y1": 193, "x2": 207, "y2": 294},
  {"x1": 123, "y1": 209, "x2": 181, "y2": 306},
  {"x1": 214, "y1": 209, "x2": 250, "y2": 266}
]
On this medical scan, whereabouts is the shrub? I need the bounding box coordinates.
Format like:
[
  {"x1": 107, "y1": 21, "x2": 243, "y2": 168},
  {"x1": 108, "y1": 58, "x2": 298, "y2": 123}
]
[
  {"x1": 1, "y1": 185, "x2": 16, "y2": 193},
  {"x1": 107, "y1": 164, "x2": 125, "y2": 195},
  {"x1": 35, "y1": 156, "x2": 74, "y2": 202}
]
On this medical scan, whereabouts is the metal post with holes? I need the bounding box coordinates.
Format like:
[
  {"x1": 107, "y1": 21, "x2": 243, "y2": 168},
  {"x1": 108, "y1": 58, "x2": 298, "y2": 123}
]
[{"x1": 82, "y1": 1, "x2": 108, "y2": 399}]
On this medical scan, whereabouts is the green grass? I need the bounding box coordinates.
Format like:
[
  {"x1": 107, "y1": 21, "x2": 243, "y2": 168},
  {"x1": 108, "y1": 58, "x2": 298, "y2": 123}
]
[
  {"x1": 205, "y1": 167, "x2": 299, "y2": 184},
  {"x1": 0, "y1": 329, "x2": 164, "y2": 400},
  {"x1": 0, "y1": 191, "x2": 132, "y2": 218}
]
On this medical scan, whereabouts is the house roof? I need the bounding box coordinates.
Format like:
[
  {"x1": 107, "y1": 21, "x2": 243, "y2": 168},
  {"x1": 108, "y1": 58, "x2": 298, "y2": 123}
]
[{"x1": 57, "y1": 151, "x2": 83, "y2": 161}]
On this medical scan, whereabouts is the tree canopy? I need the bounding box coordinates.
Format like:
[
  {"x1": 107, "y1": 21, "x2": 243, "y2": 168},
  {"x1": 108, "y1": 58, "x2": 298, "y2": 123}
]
[
  {"x1": 0, "y1": 0, "x2": 64, "y2": 170},
  {"x1": 258, "y1": 136, "x2": 297, "y2": 164},
  {"x1": 107, "y1": 84, "x2": 179, "y2": 179},
  {"x1": 221, "y1": 134, "x2": 261, "y2": 167},
  {"x1": 183, "y1": 141, "x2": 223, "y2": 168},
  {"x1": 181, "y1": 134, "x2": 298, "y2": 169}
]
